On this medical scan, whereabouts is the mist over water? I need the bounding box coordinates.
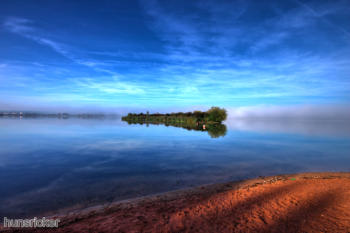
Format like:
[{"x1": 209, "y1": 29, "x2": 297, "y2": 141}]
[
  {"x1": 0, "y1": 117, "x2": 349, "y2": 218},
  {"x1": 226, "y1": 118, "x2": 350, "y2": 138}
]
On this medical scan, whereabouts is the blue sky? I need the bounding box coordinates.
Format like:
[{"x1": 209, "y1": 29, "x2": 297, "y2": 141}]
[{"x1": 0, "y1": 0, "x2": 349, "y2": 112}]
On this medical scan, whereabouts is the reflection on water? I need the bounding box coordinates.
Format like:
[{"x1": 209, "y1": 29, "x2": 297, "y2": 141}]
[
  {"x1": 0, "y1": 117, "x2": 349, "y2": 218},
  {"x1": 123, "y1": 119, "x2": 227, "y2": 138}
]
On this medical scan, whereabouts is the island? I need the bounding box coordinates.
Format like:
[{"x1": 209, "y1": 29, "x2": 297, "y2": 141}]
[{"x1": 121, "y1": 107, "x2": 227, "y2": 138}]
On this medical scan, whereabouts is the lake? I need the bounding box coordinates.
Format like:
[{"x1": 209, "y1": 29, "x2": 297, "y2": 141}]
[{"x1": 0, "y1": 117, "x2": 349, "y2": 218}]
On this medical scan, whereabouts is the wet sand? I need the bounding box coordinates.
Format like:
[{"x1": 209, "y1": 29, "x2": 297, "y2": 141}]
[{"x1": 3, "y1": 172, "x2": 350, "y2": 233}]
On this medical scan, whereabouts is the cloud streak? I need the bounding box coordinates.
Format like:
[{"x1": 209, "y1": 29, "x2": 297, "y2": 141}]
[
  {"x1": 4, "y1": 17, "x2": 71, "y2": 58},
  {"x1": 3, "y1": 17, "x2": 119, "y2": 75}
]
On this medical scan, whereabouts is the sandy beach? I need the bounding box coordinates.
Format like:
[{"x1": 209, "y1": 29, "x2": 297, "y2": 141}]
[{"x1": 3, "y1": 172, "x2": 350, "y2": 233}]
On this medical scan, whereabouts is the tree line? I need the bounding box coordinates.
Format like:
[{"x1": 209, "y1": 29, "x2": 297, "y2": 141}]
[{"x1": 122, "y1": 106, "x2": 227, "y2": 123}]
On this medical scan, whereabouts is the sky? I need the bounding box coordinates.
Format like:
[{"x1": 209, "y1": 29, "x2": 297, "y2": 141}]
[{"x1": 0, "y1": 0, "x2": 350, "y2": 113}]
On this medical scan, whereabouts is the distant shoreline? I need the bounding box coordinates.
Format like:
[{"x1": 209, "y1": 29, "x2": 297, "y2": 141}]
[{"x1": 0, "y1": 112, "x2": 120, "y2": 119}]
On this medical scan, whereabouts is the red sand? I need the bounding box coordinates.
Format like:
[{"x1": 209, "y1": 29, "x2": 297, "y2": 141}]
[{"x1": 3, "y1": 172, "x2": 350, "y2": 233}]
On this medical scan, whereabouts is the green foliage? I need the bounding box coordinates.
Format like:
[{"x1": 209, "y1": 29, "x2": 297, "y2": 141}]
[
  {"x1": 207, "y1": 107, "x2": 227, "y2": 122},
  {"x1": 206, "y1": 124, "x2": 227, "y2": 138},
  {"x1": 122, "y1": 106, "x2": 227, "y2": 123}
]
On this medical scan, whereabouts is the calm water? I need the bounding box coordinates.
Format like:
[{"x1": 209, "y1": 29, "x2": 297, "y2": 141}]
[{"x1": 0, "y1": 117, "x2": 349, "y2": 218}]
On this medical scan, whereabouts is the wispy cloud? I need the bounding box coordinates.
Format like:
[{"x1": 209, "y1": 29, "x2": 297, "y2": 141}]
[
  {"x1": 75, "y1": 77, "x2": 145, "y2": 95},
  {"x1": 3, "y1": 17, "x2": 34, "y2": 33},
  {"x1": 294, "y1": 0, "x2": 350, "y2": 37},
  {"x1": 3, "y1": 17, "x2": 118, "y2": 75},
  {"x1": 4, "y1": 17, "x2": 70, "y2": 57}
]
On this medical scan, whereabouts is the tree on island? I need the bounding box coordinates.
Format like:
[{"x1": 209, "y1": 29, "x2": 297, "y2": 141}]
[{"x1": 207, "y1": 107, "x2": 227, "y2": 123}]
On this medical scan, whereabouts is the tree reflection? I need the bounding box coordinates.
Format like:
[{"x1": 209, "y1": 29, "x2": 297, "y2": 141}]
[
  {"x1": 206, "y1": 124, "x2": 227, "y2": 138},
  {"x1": 122, "y1": 119, "x2": 227, "y2": 138}
]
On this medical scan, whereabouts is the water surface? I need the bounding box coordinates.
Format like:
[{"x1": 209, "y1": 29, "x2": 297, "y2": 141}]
[{"x1": 0, "y1": 117, "x2": 349, "y2": 218}]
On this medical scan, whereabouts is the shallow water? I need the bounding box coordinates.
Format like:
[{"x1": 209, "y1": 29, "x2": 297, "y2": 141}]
[{"x1": 0, "y1": 117, "x2": 349, "y2": 218}]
